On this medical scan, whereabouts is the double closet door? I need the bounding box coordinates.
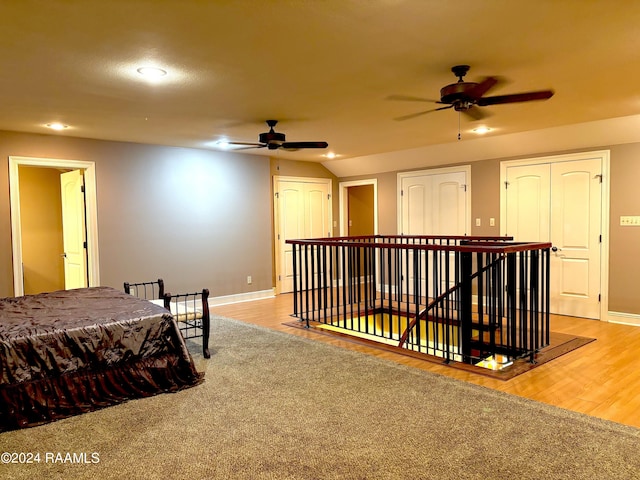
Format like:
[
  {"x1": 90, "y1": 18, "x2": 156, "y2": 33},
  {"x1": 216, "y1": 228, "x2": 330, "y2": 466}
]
[
  {"x1": 398, "y1": 168, "x2": 469, "y2": 297},
  {"x1": 504, "y1": 157, "x2": 603, "y2": 319},
  {"x1": 274, "y1": 177, "x2": 332, "y2": 294}
]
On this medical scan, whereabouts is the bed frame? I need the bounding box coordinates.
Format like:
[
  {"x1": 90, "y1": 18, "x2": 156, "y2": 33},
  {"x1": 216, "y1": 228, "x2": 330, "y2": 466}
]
[
  {"x1": 164, "y1": 289, "x2": 211, "y2": 359},
  {"x1": 124, "y1": 279, "x2": 210, "y2": 358}
]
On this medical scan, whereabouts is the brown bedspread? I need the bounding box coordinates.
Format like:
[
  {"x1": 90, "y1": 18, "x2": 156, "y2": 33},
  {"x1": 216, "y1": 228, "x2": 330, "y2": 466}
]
[{"x1": 0, "y1": 286, "x2": 204, "y2": 432}]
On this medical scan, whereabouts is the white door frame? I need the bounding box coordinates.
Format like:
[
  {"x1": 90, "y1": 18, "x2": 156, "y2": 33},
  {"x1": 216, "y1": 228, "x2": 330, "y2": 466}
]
[
  {"x1": 339, "y1": 179, "x2": 378, "y2": 237},
  {"x1": 499, "y1": 150, "x2": 610, "y2": 322},
  {"x1": 9, "y1": 156, "x2": 100, "y2": 296},
  {"x1": 397, "y1": 165, "x2": 472, "y2": 235}
]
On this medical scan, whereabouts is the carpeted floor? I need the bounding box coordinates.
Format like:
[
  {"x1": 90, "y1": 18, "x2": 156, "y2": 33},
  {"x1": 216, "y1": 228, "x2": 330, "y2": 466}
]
[{"x1": 1, "y1": 315, "x2": 638, "y2": 479}]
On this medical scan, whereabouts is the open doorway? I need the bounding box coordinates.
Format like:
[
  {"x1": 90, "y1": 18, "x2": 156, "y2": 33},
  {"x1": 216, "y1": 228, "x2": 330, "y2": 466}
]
[
  {"x1": 9, "y1": 156, "x2": 100, "y2": 296},
  {"x1": 339, "y1": 179, "x2": 378, "y2": 237}
]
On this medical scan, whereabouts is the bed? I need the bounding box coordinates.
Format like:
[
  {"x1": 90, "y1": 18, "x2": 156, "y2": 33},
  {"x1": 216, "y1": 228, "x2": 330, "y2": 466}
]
[{"x1": 0, "y1": 286, "x2": 204, "y2": 432}]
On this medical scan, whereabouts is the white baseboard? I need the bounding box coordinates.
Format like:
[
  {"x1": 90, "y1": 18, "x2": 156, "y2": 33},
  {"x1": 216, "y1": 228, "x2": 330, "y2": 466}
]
[
  {"x1": 607, "y1": 311, "x2": 640, "y2": 327},
  {"x1": 208, "y1": 288, "x2": 275, "y2": 307}
]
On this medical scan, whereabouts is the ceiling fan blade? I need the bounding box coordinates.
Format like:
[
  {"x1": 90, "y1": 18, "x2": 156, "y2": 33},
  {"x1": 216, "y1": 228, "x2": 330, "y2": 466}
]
[
  {"x1": 462, "y1": 105, "x2": 490, "y2": 121},
  {"x1": 281, "y1": 141, "x2": 328, "y2": 150},
  {"x1": 386, "y1": 94, "x2": 440, "y2": 103},
  {"x1": 477, "y1": 90, "x2": 554, "y2": 106},
  {"x1": 467, "y1": 76, "x2": 500, "y2": 99},
  {"x1": 394, "y1": 105, "x2": 453, "y2": 121},
  {"x1": 225, "y1": 142, "x2": 267, "y2": 150},
  {"x1": 227, "y1": 141, "x2": 264, "y2": 146}
]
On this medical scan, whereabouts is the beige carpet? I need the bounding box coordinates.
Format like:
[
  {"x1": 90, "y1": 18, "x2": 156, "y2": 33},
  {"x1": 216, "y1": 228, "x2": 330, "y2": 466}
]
[{"x1": 0, "y1": 316, "x2": 638, "y2": 479}]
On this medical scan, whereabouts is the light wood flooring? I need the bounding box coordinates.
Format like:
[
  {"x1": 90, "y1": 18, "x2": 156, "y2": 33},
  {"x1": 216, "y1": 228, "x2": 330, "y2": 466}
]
[{"x1": 210, "y1": 293, "x2": 640, "y2": 429}]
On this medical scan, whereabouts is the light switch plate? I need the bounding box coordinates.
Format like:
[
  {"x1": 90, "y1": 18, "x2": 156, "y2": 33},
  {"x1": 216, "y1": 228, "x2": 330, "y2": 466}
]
[{"x1": 620, "y1": 216, "x2": 640, "y2": 226}]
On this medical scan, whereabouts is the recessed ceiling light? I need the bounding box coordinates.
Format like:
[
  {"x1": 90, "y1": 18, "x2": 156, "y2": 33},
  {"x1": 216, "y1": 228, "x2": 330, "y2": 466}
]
[
  {"x1": 46, "y1": 122, "x2": 68, "y2": 131},
  {"x1": 472, "y1": 126, "x2": 491, "y2": 135},
  {"x1": 136, "y1": 67, "x2": 167, "y2": 78}
]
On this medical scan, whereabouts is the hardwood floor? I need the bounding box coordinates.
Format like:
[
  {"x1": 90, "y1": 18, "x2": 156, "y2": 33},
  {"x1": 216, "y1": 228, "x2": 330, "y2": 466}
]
[{"x1": 210, "y1": 294, "x2": 640, "y2": 429}]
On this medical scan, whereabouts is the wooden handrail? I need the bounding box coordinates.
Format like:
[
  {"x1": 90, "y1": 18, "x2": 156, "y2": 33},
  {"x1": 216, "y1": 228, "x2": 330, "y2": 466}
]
[{"x1": 287, "y1": 237, "x2": 550, "y2": 254}]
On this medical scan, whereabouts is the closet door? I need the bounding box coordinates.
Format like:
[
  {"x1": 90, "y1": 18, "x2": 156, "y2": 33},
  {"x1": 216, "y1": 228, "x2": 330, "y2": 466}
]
[
  {"x1": 274, "y1": 177, "x2": 332, "y2": 294},
  {"x1": 505, "y1": 164, "x2": 550, "y2": 243},
  {"x1": 505, "y1": 158, "x2": 602, "y2": 319},
  {"x1": 399, "y1": 169, "x2": 468, "y2": 297}
]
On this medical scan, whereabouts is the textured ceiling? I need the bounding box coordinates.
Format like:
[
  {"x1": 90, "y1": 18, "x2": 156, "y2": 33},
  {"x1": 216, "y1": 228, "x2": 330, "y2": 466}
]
[{"x1": 1, "y1": 1, "x2": 639, "y2": 171}]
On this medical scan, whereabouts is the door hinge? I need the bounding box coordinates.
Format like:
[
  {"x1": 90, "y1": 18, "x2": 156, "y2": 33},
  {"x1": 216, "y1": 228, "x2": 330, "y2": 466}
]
[
  {"x1": 598, "y1": 294, "x2": 601, "y2": 303},
  {"x1": 462, "y1": 184, "x2": 468, "y2": 192},
  {"x1": 599, "y1": 234, "x2": 602, "y2": 243},
  {"x1": 594, "y1": 174, "x2": 603, "y2": 183},
  {"x1": 504, "y1": 181, "x2": 510, "y2": 189},
  {"x1": 278, "y1": 275, "x2": 281, "y2": 281},
  {"x1": 83, "y1": 241, "x2": 87, "y2": 249},
  {"x1": 327, "y1": 193, "x2": 331, "y2": 200},
  {"x1": 401, "y1": 189, "x2": 404, "y2": 196},
  {"x1": 275, "y1": 192, "x2": 279, "y2": 198},
  {"x1": 81, "y1": 185, "x2": 85, "y2": 193}
]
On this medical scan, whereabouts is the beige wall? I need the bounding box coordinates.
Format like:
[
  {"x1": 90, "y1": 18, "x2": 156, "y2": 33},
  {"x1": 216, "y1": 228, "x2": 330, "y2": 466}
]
[
  {"x1": 608, "y1": 143, "x2": 640, "y2": 314},
  {"x1": 2, "y1": 129, "x2": 639, "y2": 316},
  {"x1": 0, "y1": 131, "x2": 272, "y2": 298},
  {"x1": 470, "y1": 159, "x2": 501, "y2": 237},
  {"x1": 338, "y1": 143, "x2": 640, "y2": 316},
  {"x1": 18, "y1": 166, "x2": 65, "y2": 294}
]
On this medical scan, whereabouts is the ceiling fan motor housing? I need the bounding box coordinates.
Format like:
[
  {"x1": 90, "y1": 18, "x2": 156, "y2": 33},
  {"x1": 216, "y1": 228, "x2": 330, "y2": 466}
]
[
  {"x1": 440, "y1": 82, "x2": 478, "y2": 105},
  {"x1": 259, "y1": 130, "x2": 286, "y2": 149}
]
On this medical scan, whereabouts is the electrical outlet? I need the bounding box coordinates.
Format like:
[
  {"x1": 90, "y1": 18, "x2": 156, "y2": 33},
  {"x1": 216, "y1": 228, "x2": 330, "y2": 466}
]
[
  {"x1": 490, "y1": 218, "x2": 495, "y2": 227},
  {"x1": 247, "y1": 275, "x2": 252, "y2": 285},
  {"x1": 475, "y1": 218, "x2": 481, "y2": 227}
]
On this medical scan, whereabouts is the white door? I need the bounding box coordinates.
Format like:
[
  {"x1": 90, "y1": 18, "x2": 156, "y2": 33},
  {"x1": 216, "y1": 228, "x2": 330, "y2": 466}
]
[
  {"x1": 505, "y1": 164, "x2": 550, "y2": 243},
  {"x1": 274, "y1": 178, "x2": 332, "y2": 294},
  {"x1": 400, "y1": 171, "x2": 467, "y2": 236},
  {"x1": 505, "y1": 159, "x2": 602, "y2": 319},
  {"x1": 399, "y1": 169, "x2": 468, "y2": 297},
  {"x1": 549, "y1": 159, "x2": 602, "y2": 319},
  {"x1": 60, "y1": 170, "x2": 88, "y2": 289}
]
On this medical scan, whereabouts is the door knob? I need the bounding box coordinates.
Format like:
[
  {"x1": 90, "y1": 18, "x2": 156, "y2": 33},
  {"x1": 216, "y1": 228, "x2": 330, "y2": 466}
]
[{"x1": 551, "y1": 246, "x2": 561, "y2": 252}]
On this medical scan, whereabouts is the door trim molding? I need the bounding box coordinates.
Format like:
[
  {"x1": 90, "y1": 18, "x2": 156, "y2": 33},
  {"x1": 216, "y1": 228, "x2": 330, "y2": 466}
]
[
  {"x1": 499, "y1": 150, "x2": 610, "y2": 321},
  {"x1": 338, "y1": 179, "x2": 378, "y2": 237},
  {"x1": 9, "y1": 156, "x2": 100, "y2": 296}
]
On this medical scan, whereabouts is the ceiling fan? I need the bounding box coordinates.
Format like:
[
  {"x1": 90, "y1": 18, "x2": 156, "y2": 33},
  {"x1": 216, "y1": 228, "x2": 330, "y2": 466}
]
[
  {"x1": 226, "y1": 120, "x2": 328, "y2": 151},
  {"x1": 390, "y1": 65, "x2": 554, "y2": 121}
]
